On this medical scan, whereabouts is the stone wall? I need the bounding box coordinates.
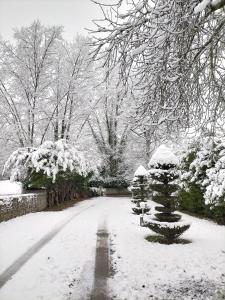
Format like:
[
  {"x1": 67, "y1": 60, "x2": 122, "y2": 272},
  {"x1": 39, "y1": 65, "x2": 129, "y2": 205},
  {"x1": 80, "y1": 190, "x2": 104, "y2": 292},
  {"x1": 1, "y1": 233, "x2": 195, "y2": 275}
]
[{"x1": 0, "y1": 191, "x2": 47, "y2": 222}]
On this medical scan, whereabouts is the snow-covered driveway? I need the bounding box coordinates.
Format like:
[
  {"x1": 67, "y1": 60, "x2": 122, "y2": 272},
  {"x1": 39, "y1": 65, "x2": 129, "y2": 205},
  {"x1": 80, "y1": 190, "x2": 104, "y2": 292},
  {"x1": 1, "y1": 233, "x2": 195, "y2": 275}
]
[
  {"x1": 0, "y1": 197, "x2": 225, "y2": 300},
  {"x1": 0, "y1": 197, "x2": 104, "y2": 300}
]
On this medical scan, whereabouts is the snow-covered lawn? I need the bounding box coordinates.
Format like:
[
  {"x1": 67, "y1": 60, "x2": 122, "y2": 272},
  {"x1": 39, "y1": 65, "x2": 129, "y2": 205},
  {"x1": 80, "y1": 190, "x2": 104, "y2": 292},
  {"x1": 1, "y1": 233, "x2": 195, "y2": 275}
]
[
  {"x1": 0, "y1": 180, "x2": 22, "y2": 196},
  {"x1": 0, "y1": 197, "x2": 225, "y2": 300},
  {"x1": 108, "y1": 199, "x2": 225, "y2": 300}
]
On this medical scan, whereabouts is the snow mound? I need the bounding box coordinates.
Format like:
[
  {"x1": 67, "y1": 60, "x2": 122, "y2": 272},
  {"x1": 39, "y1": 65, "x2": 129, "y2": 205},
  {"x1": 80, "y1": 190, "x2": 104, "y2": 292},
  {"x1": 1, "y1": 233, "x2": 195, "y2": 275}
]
[
  {"x1": 134, "y1": 165, "x2": 148, "y2": 177},
  {"x1": 0, "y1": 180, "x2": 22, "y2": 196},
  {"x1": 148, "y1": 145, "x2": 179, "y2": 168}
]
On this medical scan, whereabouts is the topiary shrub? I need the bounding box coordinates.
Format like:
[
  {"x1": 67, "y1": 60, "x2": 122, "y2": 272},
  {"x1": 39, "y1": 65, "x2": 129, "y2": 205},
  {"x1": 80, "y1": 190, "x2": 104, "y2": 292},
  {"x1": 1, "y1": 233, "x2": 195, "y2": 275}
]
[
  {"x1": 146, "y1": 145, "x2": 190, "y2": 243},
  {"x1": 130, "y1": 165, "x2": 150, "y2": 215},
  {"x1": 147, "y1": 220, "x2": 191, "y2": 242}
]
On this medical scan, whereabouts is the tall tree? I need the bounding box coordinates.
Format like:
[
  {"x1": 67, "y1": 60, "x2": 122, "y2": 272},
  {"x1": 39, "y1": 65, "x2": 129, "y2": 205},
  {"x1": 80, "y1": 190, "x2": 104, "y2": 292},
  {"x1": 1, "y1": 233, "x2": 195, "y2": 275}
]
[
  {"x1": 88, "y1": 70, "x2": 131, "y2": 178},
  {"x1": 0, "y1": 21, "x2": 62, "y2": 146},
  {"x1": 40, "y1": 35, "x2": 92, "y2": 143}
]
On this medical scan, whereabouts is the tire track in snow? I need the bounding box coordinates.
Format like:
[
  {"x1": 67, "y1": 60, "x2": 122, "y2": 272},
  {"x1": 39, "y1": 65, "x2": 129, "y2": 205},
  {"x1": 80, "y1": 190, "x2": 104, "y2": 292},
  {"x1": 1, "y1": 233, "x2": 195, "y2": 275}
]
[
  {"x1": 91, "y1": 219, "x2": 110, "y2": 300},
  {"x1": 0, "y1": 202, "x2": 97, "y2": 289}
]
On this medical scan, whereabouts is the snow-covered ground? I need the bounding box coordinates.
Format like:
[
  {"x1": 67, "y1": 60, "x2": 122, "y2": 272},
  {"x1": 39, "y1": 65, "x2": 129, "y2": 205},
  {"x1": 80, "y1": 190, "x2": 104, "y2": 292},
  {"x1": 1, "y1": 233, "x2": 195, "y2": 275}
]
[
  {"x1": 0, "y1": 180, "x2": 22, "y2": 196},
  {"x1": 0, "y1": 197, "x2": 225, "y2": 300},
  {"x1": 108, "y1": 199, "x2": 225, "y2": 300},
  {"x1": 0, "y1": 198, "x2": 102, "y2": 300}
]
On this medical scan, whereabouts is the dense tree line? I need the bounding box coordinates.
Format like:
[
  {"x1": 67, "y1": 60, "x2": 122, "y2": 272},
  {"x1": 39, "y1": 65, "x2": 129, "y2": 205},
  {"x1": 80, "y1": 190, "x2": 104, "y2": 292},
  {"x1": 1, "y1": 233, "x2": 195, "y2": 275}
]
[{"x1": 0, "y1": 21, "x2": 142, "y2": 180}]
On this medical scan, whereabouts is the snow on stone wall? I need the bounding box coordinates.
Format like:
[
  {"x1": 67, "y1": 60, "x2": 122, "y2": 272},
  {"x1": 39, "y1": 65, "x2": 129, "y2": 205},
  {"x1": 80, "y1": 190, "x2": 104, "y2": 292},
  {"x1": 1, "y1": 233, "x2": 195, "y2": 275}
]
[{"x1": 0, "y1": 191, "x2": 47, "y2": 222}]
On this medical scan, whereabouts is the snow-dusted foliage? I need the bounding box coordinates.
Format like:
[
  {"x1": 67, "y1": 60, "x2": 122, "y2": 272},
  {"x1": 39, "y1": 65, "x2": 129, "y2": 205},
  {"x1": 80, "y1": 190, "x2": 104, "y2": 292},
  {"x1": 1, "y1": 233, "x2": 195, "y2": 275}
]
[
  {"x1": 148, "y1": 145, "x2": 180, "y2": 203},
  {"x1": 92, "y1": 0, "x2": 225, "y2": 136},
  {"x1": 149, "y1": 145, "x2": 179, "y2": 168},
  {"x1": 180, "y1": 138, "x2": 215, "y2": 187},
  {"x1": 3, "y1": 147, "x2": 36, "y2": 181},
  {"x1": 180, "y1": 137, "x2": 225, "y2": 206},
  {"x1": 31, "y1": 140, "x2": 88, "y2": 182},
  {"x1": 205, "y1": 156, "x2": 225, "y2": 205},
  {"x1": 134, "y1": 165, "x2": 148, "y2": 177},
  {"x1": 194, "y1": 0, "x2": 225, "y2": 13},
  {"x1": 4, "y1": 140, "x2": 89, "y2": 183},
  {"x1": 148, "y1": 145, "x2": 180, "y2": 188}
]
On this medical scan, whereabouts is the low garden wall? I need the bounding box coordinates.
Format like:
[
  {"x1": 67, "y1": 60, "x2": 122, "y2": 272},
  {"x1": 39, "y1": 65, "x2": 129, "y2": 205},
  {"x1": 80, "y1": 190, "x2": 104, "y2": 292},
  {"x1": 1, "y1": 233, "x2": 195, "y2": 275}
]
[
  {"x1": 0, "y1": 191, "x2": 47, "y2": 222},
  {"x1": 103, "y1": 187, "x2": 130, "y2": 196}
]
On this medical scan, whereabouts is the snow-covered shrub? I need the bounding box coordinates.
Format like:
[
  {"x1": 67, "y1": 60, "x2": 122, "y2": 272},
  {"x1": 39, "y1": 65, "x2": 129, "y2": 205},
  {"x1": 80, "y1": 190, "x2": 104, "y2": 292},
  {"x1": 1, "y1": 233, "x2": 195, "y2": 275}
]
[
  {"x1": 204, "y1": 144, "x2": 225, "y2": 204},
  {"x1": 148, "y1": 145, "x2": 180, "y2": 213},
  {"x1": 87, "y1": 176, "x2": 104, "y2": 188},
  {"x1": 4, "y1": 140, "x2": 89, "y2": 184},
  {"x1": 87, "y1": 166, "x2": 129, "y2": 190},
  {"x1": 130, "y1": 165, "x2": 150, "y2": 215},
  {"x1": 146, "y1": 145, "x2": 190, "y2": 243},
  {"x1": 3, "y1": 147, "x2": 36, "y2": 182},
  {"x1": 101, "y1": 176, "x2": 129, "y2": 189},
  {"x1": 180, "y1": 137, "x2": 225, "y2": 224},
  {"x1": 180, "y1": 137, "x2": 216, "y2": 190},
  {"x1": 179, "y1": 142, "x2": 208, "y2": 216},
  {"x1": 3, "y1": 140, "x2": 93, "y2": 206}
]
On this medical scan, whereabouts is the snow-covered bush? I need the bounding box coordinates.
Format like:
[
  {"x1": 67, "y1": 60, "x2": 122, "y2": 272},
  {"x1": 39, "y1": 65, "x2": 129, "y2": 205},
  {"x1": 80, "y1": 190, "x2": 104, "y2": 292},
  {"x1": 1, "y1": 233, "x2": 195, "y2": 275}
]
[
  {"x1": 4, "y1": 140, "x2": 89, "y2": 184},
  {"x1": 180, "y1": 137, "x2": 225, "y2": 224},
  {"x1": 148, "y1": 145, "x2": 180, "y2": 213},
  {"x1": 88, "y1": 175, "x2": 129, "y2": 189},
  {"x1": 3, "y1": 147, "x2": 36, "y2": 182},
  {"x1": 101, "y1": 176, "x2": 129, "y2": 189},
  {"x1": 3, "y1": 140, "x2": 93, "y2": 206},
  {"x1": 180, "y1": 137, "x2": 216, "y2": 190}
]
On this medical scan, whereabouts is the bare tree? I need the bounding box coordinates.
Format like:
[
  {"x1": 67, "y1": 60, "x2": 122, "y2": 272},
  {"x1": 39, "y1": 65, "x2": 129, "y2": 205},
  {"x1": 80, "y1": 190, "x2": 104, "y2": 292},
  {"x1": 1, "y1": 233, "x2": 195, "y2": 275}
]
[
  {"x1": 88, "y1": 70, "x2": 131, "y2": 177},
  {"x1": 0, "y1": 21, "x2": 62, "y2": 146},
  {"x1": 40, "y1": 36, "x2": 92, "y2": 143}
]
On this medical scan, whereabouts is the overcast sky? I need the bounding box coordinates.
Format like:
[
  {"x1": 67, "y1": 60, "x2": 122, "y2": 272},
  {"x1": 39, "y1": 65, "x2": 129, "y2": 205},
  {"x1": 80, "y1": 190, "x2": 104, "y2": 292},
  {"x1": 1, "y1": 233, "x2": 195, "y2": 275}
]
[{"x1": 0, "y1": 0, "x2": 110, "y2": 42}]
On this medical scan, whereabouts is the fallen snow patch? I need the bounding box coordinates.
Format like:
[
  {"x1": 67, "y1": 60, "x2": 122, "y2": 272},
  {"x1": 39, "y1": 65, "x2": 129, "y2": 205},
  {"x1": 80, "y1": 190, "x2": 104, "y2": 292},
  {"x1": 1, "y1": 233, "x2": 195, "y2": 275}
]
[{"x1": 0, "y1": 180, "x2": 22, "y2": 196}]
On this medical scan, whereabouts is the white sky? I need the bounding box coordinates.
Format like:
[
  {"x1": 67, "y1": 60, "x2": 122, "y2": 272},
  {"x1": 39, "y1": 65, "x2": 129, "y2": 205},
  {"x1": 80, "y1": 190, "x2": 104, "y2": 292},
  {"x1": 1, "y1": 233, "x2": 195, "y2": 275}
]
[{"x1": 0, "y1": 0, "x2": 111, "y2": 42}]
